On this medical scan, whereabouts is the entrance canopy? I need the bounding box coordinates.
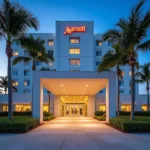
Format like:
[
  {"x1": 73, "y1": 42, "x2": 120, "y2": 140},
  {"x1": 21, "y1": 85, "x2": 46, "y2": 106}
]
[
  {"x1": 32, "y1": 71, "x2": 116, "y2": 123},
  {"x1": 41, "y1": 78, "x2": 107, "y2": 96}
]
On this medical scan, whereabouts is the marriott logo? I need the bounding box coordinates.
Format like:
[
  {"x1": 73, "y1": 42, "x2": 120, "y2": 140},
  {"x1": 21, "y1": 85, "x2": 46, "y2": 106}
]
[{"x1": 64, "y1": 26, "x2": 86, "y2": 35}]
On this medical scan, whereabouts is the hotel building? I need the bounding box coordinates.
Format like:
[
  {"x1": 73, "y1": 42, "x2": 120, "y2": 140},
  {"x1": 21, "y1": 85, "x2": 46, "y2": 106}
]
[{"x1": 0, "y1": 21, "x2": 147, "y2": 121}]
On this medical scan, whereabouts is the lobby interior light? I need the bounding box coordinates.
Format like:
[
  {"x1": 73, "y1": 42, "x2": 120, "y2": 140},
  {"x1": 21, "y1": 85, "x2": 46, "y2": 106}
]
[
  {"x1": 86, "y1": 85, "x2": 89, "y2": 87},
  {"x1": 60, "y1": 85, "x2": 64, "y2": 86}
]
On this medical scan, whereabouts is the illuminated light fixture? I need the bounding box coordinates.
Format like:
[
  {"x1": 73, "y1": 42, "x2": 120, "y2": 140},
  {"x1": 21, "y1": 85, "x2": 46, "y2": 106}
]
[
  {"x1": 86, "y1": 85, "x2": 89, "y2": 87},
  {"x1": 60, "y1": 85, "x2": 64, "y2": 87},
  {"x1": 64, "y1": 26, "x2": 86, "y2": 35}
]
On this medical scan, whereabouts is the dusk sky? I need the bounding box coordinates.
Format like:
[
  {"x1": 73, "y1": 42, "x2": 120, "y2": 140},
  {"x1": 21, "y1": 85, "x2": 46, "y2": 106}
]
[{"x1": 0, "y1": 0, "x2": 150, "y2": 94}]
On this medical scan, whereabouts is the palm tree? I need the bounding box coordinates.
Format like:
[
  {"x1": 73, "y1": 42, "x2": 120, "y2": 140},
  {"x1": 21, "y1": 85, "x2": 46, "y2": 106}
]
[
  {"x1": 0, "y1": 0, "x2": 39, "y2": 120},
  {"x1": 0, "y1": 76, "x2": 17, "y2": 94},
  {"x1": 98, "y1": 44, "x2": 126, "y2": 116},
  {"x1": 13, "y1": 34, "x2": 54, "y2": 70},
  {"x1": 13, "y1": 34, "x2": 54, "y2": 114},
  {"x1": 136, "y1": 63, "x2": 150, "y2": 111},
  {"x1": 0, "y1": 89, "x2": 3, "y2": 94},
  {"x1": 102, "y1": 0, "x2": 150, "y2": 120}
]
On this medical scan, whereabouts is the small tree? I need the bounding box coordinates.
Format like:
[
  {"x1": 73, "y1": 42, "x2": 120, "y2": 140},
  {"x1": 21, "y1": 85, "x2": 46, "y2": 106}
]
[{"x1": 136, "y1": 63, "x2": 150, "y2": 111}]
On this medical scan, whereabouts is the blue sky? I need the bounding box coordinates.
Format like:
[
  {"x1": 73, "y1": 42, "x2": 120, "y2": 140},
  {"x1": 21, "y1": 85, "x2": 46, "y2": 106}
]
[{"x1": 0, "y1": 0, "x2": 150, "y2": 94}]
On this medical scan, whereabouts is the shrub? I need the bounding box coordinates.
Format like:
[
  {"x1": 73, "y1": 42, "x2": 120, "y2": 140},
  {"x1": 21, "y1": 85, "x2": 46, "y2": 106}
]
[
  {"x1": 43, "y1": 116, "x2": 54, "y2": 121},
  {"x1": 0, "y1": 112, "x2": 32, "y2": 116},
  {"x1": 109, "y1": 117, "x2": 150, "y2": 132},
  {"x1": 94, "y1": 111, "x2": 105, "y2": 116},
  {"x1": 43, "y1": 111, "x2": 53, "y2": 117},
  {"x1": 0, "y1": 117, "x2": 39, "y2": 133},
  {"x1": 119, "y1": 111, "x2": 150, "y2": 116}
]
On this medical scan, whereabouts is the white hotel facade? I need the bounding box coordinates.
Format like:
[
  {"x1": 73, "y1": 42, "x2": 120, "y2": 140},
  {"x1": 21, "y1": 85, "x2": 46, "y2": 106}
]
[{"x1": 0, "y1": 21, "x2": 148, "y2": 121}]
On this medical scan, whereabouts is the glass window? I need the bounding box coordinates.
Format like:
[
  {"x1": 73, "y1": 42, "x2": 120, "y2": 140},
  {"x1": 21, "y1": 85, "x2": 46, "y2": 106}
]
[
  {"x1": 69, "y1": 48, "x2": 80, "y2": 54},
  {"x1": 119, "y1": 80, "x2": 124, "y2": 86},
  {"x1": 121, "y1": 105, "x2": 131, "y2": 111},
  {"x1": 13, "y1": 52, "x2": 18, "y2": 56},
  {"x1": 119, "y1": 89, "x2": 124, "y2": 93},
  {"x1": 70, "y1": 37, "x2": 80, "y2": 44},
  {"x1": 121, "y1": 71, "x2": 124, "y2": 76},
  {"x1": 36, "y1": 61, "x2": 41, "y2": 66},
  {"x1": 24, "y1": 89, "x2": 30, "y2": 93},
  {"x1": 129, "y1": 71, "x2": 132, "y2": 76},
  {"x1": 12, "y1": 69, "x2": 18, "y2": 76},
  {"x1": 142, "y1": 105, "x2": 147, "y2": 111},
  {"x1": 96, "y1": 61, "x2": 100, "y2": 66},
  {"x1": 24, "y1": 80, "x2": 30, "y2": 86},
  {"x1": 96, "y1": 51, "x2": 102, "y2": 56},
  {"x1": 48, "y1": 40, "x2": 54, "y2": 46},
  {"x1": 49, "y1": 61, "x2": 53, "y2": 66},
  {"x1": 24, "y1": 70, "x2": 30, "y2": 76},
  {"x1": 43, "y1": 105, "x2": 49, "y2": 112},
  {"x1": 99, "y1": 105, "x2": 106, "y2": 111},
  {"x1": 108, "y1": 41, "x2": 112, "y2": 47},
  {"x1": 48, "y1": 50, "x2": 54, "y2": 56},
  {"x1": 15, "y1": 104, "x2": 31, "y2": 112},
  {"x1": 96, "y1": 40, "x2": 102, "y2": 46},
  {"x1": 70, "y1": 59, "x2": 80, "y2": 66},
  {"x1": 13, "y1": 81, "x2": 18, "y2": 86}
]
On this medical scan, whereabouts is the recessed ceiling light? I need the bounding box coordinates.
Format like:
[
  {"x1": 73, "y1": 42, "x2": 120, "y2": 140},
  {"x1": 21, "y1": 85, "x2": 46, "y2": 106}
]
[
  {"x1": 60, "y1": 85, "x2": 64, "y2": 86},
  {"x1": 86, "y1": 85, "x2": 89, "y2": 87}
]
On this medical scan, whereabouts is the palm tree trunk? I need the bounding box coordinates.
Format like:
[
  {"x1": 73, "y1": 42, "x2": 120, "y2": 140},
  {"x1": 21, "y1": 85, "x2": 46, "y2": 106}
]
[
  {"x1": 117, "y1": 66, "x2": 120, "y2": 116},
  {"x1": 48, "y1": 92, "x2": 50, "y2": 113},
  {"x1": 147, "y1": 82, "x2": 149, "y2": 111},
  {"x1": 6, "y1": 41, "x2": 13, "y2": 120},
  {"x1": 130, "y1": 64, "x2": 135, "y2": 120}
]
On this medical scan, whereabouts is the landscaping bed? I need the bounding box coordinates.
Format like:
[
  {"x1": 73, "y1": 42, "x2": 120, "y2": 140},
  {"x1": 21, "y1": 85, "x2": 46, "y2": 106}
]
[
  {"x1": 43, "y1": 111, "x2": 55, "y2": 121},
  {"x1": 0, "y1": 116, "x2": 40, "y2": 133},
  {"x1": 109, "y1": 116, "x2": 150, "y2": 133}
]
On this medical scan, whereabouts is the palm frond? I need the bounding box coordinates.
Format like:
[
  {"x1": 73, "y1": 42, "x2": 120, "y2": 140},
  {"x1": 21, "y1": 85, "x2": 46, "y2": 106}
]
[
  {"x1": 137, "y1": 40, "x2": 150, "y2": 51},
  {"x1": 12, "y1": 56, "x2": 31, "y2": 65}
]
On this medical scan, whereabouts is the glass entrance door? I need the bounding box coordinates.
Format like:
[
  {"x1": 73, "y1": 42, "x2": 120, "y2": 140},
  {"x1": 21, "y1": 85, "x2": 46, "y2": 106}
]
[{"x1": 64, "y1": 104, "x2": 86, "y2": 116}]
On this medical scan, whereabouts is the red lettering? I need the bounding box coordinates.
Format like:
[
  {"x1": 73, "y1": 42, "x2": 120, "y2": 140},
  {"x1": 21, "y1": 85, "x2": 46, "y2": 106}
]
[{"x1": 64, "y1": 26, "x2": 86, "y2": 35}]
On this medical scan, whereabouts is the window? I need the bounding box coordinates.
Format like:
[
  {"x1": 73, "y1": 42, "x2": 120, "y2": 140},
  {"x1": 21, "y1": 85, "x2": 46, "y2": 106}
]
[
  {"x1": 24, "y1": 61, "x2": 30, "y2": 66},
  {"x1": 15, "y1": 104, "x2": 31, "y2": 112},
  {"x1": 70, "y1": 59, "x2": 80, "y2": 66},
  {"x1": 96, "y1": 40, "x2": 102, "y2": 46},
  {"x1": 108, "y1": 41, "x2": 112, "y2": 47},
  {"x1": 119, "y1": 80, "x2": 124, "y2": 86},
  {"x1": 48, "y1": 40, "x2": 54, "y2": 46},
  {"x1": 12, "y1": 69, "x2": 18, "y2": 76},
  {"x1": 70, "y1": 37, "x2": 80, "y2": 44},
  {"x1": 13, "y1": 81, "x2": 18, "y2": 86},
  {"x1": 121, "y1": 105, "x2": 131, "y2": 111},
  {"x1": 69, "y1": 48, "x2": 80, "y2": 54},
  {"x1": 24, "y1": 70, "x2": 30, "y2": 76},
  {"x1": 96, "y1": 61, "x2": 101, "y2": 66},
  {"x1": 36, "y1": 61, "x2": 41, "y2": 66},
  {"x1": 48, "y1": 50, "x2": 54, "y2": 56},
  {"x1": 99, "y1": 105, "x2": 106, "y2": 111},
  {"x1": 121, "y1": 70, "x2": 124, "y2": 76},
  {"x1": 24, "y1": 89, "x2": 30, "y2": 93},
  {"x1": 119, "y1": 89, "x2": 124, "y2": 93},
  {"x1": 24, "y1": 80, "x2": 30, "y2": 86},
  {"x1": 49, "y1": 61, "x2": 53, "y2": 66},
  {"x1": 142, "y1": 105, "x2": 147, "y2": 111},
  {"x1": 43, "y1": 105, "x2": 49, "y2": 112},
  {"x1": 13, "y1": 52, "x2": 18, "y2": 56},
  {"x1": 13, "y1": 40, "x2": 19, "y2": 46},
  {"x1": 96, "y1": 51, "x2": 102, "y2": 56},
  {"x1": 129, "y1": 71, "x2": 132, "y2": 76}
]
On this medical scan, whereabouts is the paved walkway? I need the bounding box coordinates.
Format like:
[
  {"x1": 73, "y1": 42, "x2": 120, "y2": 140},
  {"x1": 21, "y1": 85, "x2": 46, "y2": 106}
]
[{"x1": 0, "y1": 117, "x2": 150, "y2": 150}]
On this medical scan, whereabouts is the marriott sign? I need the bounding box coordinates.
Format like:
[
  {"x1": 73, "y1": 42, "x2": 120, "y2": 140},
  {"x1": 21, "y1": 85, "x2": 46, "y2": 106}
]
[{"x1": 64, "y1": 26, "x2": 86, "y2": 35}]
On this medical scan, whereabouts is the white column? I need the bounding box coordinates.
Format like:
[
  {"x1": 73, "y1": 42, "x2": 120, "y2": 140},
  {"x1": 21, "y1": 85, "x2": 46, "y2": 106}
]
[
  {"x1": 87, "y1": 96, "x2": 95, "y2": 117},
  {"x1": 54, "y1": 96, "x2": 60, "y2": 117},
  {"x1": 106, "y1": 78, "x2": 116, "y2": 122},
  {"x1": 33, "y1": 78, "x2": 43, "y2": 123}
]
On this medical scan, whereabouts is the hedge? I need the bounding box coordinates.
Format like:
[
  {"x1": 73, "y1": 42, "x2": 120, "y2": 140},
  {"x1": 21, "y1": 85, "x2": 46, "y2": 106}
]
[
  {"x1": 0, "y1": 117, "x2": 40, "y2": 133},
  {"x1": 0, "y1": 112, "x2": 32, "y2": 116},
  {"x1": 109, "y1": 117, "x2": 150, "y2": 132},
  {"x1": 95, "y1": 111, "x2": 150, "y2": 116}
]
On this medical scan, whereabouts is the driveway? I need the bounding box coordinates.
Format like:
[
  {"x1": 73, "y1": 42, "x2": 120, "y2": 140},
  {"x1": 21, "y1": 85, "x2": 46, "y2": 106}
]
[{"x1": 0, "y1": 117, "x2": 150, "y2": 150}]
